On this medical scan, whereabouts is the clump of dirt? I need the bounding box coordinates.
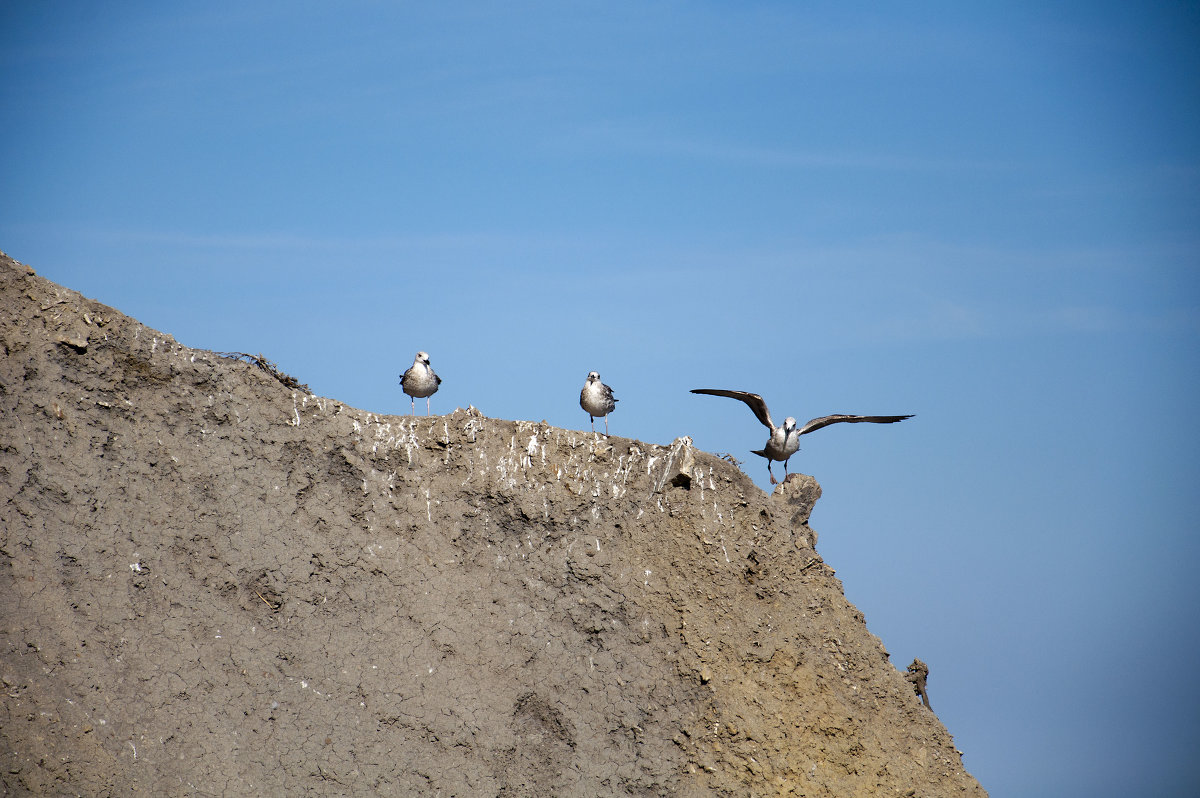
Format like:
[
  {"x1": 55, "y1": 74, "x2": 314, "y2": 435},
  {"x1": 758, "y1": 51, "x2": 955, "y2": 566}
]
[{"x1": 0, "y1": 251, "x2": 985, "y2": 796}]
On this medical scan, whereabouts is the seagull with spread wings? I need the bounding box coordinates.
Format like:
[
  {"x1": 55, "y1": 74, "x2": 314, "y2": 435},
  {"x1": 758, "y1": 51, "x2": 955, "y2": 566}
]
[{"x1": 690, "y1": 388, "x2": 913, "y2": 484}]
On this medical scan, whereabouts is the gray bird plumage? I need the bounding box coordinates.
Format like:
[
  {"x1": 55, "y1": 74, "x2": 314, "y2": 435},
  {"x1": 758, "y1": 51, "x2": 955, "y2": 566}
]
[
  {"x1": 400, "y1": 351, "x2": 442, "y2": 415},
  {"x1": 580, "y1": 371, "x2": 618, "y2": 435},
  {"x1": 690, "y1": 388, "x2": 913, "y2": 484}
]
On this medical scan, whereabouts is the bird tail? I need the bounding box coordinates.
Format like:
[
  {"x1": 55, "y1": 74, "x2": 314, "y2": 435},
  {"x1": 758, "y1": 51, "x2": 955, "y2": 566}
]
[{"x1": 749, "y1": 449, "x2": 768, "y2": 459}]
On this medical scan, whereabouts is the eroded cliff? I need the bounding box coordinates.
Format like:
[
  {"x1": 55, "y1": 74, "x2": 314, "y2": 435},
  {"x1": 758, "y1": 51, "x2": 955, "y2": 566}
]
[{"x1": 0, "y1": 252, "x2": 985, "y2": 796}]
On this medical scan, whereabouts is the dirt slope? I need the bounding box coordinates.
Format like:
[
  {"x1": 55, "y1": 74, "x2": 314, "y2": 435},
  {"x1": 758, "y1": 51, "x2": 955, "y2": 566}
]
[{"x1": 0, "y1": 252, "x2": 986, "y2": 796}]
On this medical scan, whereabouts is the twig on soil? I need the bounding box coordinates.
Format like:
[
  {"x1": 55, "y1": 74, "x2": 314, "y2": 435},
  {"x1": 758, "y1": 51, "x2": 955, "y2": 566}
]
[
  {"x1": 253, "y1": 590, "x2": 279, "y2": 610},
  {"x1": 217, "y1": 351, "x2": 310, "y2": 393}
]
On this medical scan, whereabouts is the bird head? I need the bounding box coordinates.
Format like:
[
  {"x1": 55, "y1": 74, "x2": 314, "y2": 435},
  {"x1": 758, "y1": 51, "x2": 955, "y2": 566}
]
[
  {"x1": 783, "y1": 417, "x2": 797, "y2": 433},
  {"x1": 416, "y1": 351, "x2": 431, "y2": 364},
  {"x1": 587, "y1": 371, "x2": 600, "y2": 382}
]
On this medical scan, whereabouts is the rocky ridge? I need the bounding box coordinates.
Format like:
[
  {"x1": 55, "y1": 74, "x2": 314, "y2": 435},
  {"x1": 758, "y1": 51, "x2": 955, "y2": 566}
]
[{"x1": 0, "y1": 252, "x2": 986, "y2": 795}]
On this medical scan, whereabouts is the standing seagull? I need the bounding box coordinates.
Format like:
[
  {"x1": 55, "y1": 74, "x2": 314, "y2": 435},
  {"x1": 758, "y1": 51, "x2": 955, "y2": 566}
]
[
  {"x1": 580, "y1": 371, "x2": 618, "y2": 435},
  {"x1": 399, "y1": 351, "x2": 442, "y2": 415},
  {"x1": 690, "y1": 389, "x2": 913, "y2": 484}
]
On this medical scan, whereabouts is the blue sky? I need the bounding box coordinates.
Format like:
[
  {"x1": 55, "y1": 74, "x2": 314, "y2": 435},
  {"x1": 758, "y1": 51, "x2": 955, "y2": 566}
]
[{"x1": 3, "y1": 3, "x2": 1198, "y2": 795}]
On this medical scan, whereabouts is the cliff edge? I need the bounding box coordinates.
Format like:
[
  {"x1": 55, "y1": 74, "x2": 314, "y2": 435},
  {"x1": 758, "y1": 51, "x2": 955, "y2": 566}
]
[{"x1": 0, "y1": 252, "x2": 985, "y2": 796}]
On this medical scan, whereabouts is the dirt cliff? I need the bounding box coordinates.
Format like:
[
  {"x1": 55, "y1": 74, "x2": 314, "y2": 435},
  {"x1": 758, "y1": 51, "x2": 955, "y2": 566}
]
[{"x1": 0, "y1": 252, "x2": 986, "y2": 796}]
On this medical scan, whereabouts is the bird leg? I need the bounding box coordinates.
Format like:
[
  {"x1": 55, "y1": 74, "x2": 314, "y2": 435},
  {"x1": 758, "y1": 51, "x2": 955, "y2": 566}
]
[
  {"x1": 426, "y1": 397, "x2": 432, "y2": 415},
  {"x1": 767, "y1": 461, "x2": 778, "y2": 485},
  {"x1": 410, "y1": 397, "x2": 416, "y2": 416},
  {"x1": 589, "y1": 416, "x2": 596, "y2": 432},
  {"x1": 604, "y1": 417, "x2": 609, "y2": 436}
]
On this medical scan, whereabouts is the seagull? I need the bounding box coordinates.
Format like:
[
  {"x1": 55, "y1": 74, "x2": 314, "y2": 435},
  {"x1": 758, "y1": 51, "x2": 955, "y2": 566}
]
[
  {"x1": 690, "y1": 388, "x2": 913, "y2": 484},
  {"x1": 399, "y1": 351, "x2": 441, "y2": 415},
  {"x1": 580, "y1": 371, "x2": 618, "y2": 435}
]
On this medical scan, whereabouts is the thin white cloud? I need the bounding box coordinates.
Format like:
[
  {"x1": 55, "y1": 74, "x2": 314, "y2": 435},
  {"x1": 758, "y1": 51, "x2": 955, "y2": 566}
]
[
  {"x1": 851, "y1": 300, "x2": 1199, "y2": 345},
  {"x1": 562, "y1": 123, "x2": 1017, "y2": 173}
]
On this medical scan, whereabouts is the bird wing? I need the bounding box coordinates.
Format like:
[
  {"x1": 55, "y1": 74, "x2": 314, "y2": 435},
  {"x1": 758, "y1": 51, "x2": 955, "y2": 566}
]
[
  {"x1": 797, "y1": 414, "x2": 914, "y2": 436},
  {"x1": 690, "y1": 389, "x2": 774, "y2": 430}
]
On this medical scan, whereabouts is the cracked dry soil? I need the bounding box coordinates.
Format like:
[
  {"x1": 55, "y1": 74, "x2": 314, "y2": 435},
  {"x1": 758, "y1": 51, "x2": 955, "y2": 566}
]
[{"x1": 0, "y1": 252, "x2": 986, "y2": 796}]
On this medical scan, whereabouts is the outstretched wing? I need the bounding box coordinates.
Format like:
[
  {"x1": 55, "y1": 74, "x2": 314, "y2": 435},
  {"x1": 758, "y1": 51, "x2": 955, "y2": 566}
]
[
  {"x1": 797, "y1": 414, "x2": 914, "y2": 436},
  {"x1": 690, "y1": 389, "x2": 774, "y2": 430}
]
